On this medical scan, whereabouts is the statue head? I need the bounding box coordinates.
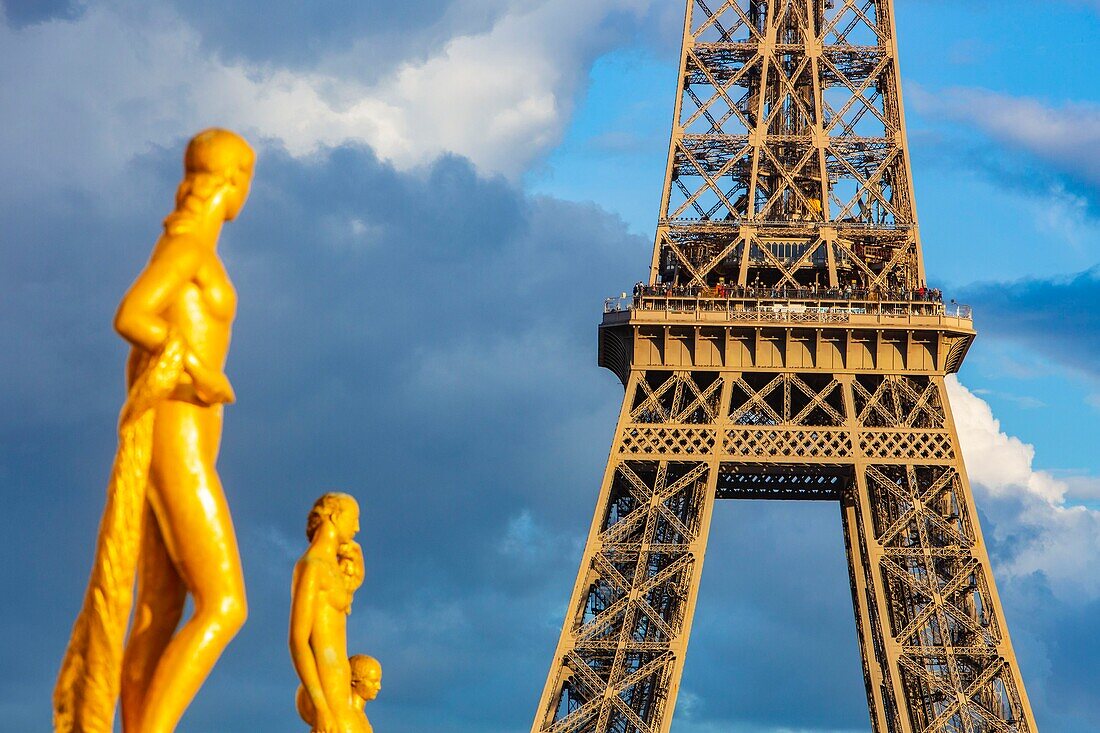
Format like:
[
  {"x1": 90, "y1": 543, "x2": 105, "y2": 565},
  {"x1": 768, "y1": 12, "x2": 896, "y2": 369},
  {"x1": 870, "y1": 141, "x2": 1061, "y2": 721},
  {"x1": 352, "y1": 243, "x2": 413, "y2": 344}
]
[
  {"x1": 349, "y1": 655, "x2": 382, "y2": 703},
  {"x1": 166, "y1": 128, "x2": 255, "y2": 234},
  {"x1": 185, "y1": 128, "x2": 255, "y2": 219},
  {"x1": 306, "y1": 492, "x2": 360, "y2": 544}
]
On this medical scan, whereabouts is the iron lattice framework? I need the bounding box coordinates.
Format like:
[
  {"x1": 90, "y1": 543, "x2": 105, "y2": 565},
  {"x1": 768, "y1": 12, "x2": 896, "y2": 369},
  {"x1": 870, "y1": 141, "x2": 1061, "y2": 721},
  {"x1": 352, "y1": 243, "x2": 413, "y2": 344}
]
[
  {"x1": 531, "y1": 2, "x2": 1040, "y2": 733},
  {"x1": 652, "y1": 0, "x2": 922, "y2": 292}
]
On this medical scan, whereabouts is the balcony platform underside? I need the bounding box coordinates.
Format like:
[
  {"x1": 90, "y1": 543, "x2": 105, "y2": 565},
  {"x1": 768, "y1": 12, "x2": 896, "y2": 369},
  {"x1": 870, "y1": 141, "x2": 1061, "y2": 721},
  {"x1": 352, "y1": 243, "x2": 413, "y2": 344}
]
[
  {"x1": 597, "y1": 304, "x2": 975, "y2": 386},
  {"x1": 716, "y1": 463, "x2": 852, "y2": 500}
]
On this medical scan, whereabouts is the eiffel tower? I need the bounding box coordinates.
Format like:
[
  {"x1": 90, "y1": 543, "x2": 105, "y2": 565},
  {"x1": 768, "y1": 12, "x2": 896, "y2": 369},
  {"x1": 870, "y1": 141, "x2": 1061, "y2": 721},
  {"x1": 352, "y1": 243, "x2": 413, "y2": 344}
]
[{"x1": 530, "y1": 2, "x2": 1039, "y2": 732}]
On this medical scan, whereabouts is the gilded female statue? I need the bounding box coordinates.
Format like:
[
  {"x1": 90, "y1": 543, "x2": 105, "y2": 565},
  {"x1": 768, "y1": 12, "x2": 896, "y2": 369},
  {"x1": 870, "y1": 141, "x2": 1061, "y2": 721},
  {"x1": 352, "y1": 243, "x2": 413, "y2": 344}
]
[
  {"x1": 290, "y1": 493, "x2": 373, "y2": 733},
  {"x1": 54, "y1": 129, "x2": 255, "y2": 733}
]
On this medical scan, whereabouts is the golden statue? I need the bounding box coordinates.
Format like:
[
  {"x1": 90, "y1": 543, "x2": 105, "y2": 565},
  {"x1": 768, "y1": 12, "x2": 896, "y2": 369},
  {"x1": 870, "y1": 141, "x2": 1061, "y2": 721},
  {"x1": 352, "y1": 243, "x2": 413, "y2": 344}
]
[
  {"x1": 54, "y1": 129, "x2": 255, "y2": 733},
  {"x1": 295, "y1": 655, "x2": 382, "y2": 733},
  {"x1": 290, "y1": 493, "x2": 377, "y2": 733}
]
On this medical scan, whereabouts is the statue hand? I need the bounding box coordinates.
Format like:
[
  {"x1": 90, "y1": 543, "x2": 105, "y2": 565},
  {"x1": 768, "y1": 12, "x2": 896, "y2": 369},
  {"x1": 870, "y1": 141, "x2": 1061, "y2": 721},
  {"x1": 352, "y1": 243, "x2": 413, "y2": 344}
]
[
  {"x1": 311, "y1": 708, "x2": 339, "y2": 733},
  {"x1": 194, "y1": 369, "x2": 236, "y2": 405},
  {"x1": 338, "y1": 541, "x2": 364, "y2": 569},
  {"x1": 184, "y1": 351, "x2": 236, "y2": 405}
]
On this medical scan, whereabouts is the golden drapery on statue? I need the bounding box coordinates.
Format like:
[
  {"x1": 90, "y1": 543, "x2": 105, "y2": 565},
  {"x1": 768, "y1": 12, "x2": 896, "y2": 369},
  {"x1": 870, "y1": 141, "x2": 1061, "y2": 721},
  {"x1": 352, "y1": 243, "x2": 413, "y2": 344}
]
[
  {"x1": 54, "y1": 337, "x2": 186, "y2": 732},
  {"x1": 54, "y1": 128, "x2": 255, "y2": 733}
]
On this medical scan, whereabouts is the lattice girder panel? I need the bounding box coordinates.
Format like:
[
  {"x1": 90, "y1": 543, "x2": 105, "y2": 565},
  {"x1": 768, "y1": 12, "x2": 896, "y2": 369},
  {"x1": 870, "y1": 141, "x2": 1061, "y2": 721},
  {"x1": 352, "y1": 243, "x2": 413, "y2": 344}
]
[
  {"x1": 853, "y1": 374, "x2": 946, "y2": 429},
  {"x1": 822, "y1": 0, "x2": 887, "y2": 47},
  {"x1": 619, "y1": 426, "x2": 718, "y2": 457},
  {"x1": 820, "y1": 47, "x2": 893, "y2": 139},
  {"x1": 754, "y1": 140, "x2": 826, "y2": 222},
  {"x1": 653, "y1": 0, "x2": 921, "y2": 291},
  {"x1": 726, "y1": 426, "x2": 854, "y2": 459},
  {"x1": 831, "y1": 228, "x2": 920, "y2": 292},
  {"x1": 691, "y1": 0, "x2": 767, "y2": 45},
  {"x1": 535, "y1": 450, "x2": 718, "y2": 733},
  {"x1": 681, "y1": 48, "x2": 760, "y2": 136},
  {"x1": 845, "y1": 376, "x2": 1037, "y2": 733},
  {"x1": 729, "y1": 371, "x2": 847, "y2": 425},
  {"x1": 630, "y1": 370, "x2": 724, "y2": 424},
  {"x1": 825, "y1": 142, "x2": 908, "y2": 227},
  {"x1": 858, "y1": 430, "x2": 955, "y2": 462},
  {"x1": 664, "y1": 139, "x2": 754, "y2": 243},
  {"x1": 653, "y1": 223, "x2": 919, "y2": 289},
  {"x1": 654, "y1": 224, "x2": 746, "y2": 286},
  {"x1": 616, "y1": 372, "x2": 957, "y2": 466}
]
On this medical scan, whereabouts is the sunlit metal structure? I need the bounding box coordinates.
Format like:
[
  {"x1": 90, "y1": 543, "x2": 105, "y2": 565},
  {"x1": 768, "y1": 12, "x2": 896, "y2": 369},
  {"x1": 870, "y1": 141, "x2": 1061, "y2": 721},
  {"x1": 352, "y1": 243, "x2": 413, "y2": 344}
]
[{"x1": 530, "y1": 2, "x2": 1040, "y2": 732}]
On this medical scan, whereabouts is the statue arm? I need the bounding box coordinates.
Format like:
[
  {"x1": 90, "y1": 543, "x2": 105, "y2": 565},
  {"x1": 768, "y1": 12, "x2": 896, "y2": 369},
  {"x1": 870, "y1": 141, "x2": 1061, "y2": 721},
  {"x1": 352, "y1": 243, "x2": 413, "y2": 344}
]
[
  {"x1": 289, "y1": 562, "x2": 335, "y2": 729},
  {"x1": 114, "y1": 238, "x2": 234, "y2": 404},
  {"x1": 114, "y1": 239, "x2": 201, "y2": 352}
]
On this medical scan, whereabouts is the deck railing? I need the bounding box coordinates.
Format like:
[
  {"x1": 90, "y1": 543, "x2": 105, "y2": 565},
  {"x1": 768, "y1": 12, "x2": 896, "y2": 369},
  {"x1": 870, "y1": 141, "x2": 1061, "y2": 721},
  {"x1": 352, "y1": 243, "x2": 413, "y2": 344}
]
[{"x1": 602, "y1": 292, "x2": 972, "y2": 323}]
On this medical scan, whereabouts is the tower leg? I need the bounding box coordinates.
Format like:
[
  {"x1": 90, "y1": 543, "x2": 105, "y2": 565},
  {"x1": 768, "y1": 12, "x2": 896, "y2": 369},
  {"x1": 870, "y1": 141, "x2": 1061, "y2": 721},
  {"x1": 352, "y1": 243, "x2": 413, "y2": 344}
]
[
  {"x1": 842, "y1": 488, "x2": 903, "y2": 733},
  {"x1": 532, "y1": 371, "x2": 723, "y2": 733},
  {"x1": 533, "y1": 370, "x2": 1040, "y2": 733},
  {"x1": 841, "y1": 374, "x2": 1038, "y2": 733}
]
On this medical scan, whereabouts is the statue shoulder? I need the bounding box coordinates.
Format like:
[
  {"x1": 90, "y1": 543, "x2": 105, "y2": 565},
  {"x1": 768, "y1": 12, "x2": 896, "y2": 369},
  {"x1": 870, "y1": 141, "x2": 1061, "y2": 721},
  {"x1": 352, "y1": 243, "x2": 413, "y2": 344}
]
[
  {"x1": 294, "y1": 551, "x2": 338, "y2": 586},
  {"x1": 149, "y1": 232, "x2": 205, "y2": 274}
]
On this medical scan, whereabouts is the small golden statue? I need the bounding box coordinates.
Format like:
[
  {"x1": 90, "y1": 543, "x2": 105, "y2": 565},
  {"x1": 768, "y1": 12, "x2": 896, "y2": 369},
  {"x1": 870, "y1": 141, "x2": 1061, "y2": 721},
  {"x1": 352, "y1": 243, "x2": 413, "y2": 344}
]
[
  {"x1": 290, "y1": 493, "x2": 378, "y2": 733},
  {"x1": 54, "y1": 129, "x2": 255, "y2": 733}
]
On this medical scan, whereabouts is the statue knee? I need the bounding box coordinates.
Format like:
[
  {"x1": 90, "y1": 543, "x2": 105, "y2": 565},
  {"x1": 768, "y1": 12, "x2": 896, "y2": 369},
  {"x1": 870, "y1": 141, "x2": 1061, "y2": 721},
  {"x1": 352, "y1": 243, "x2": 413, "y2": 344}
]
[
  {"x1": 198, "y1": 592, "x2": 247, "y2": 637},
  {"x1": 219, "y1": 593, "x2": 248, "y2": 634}
]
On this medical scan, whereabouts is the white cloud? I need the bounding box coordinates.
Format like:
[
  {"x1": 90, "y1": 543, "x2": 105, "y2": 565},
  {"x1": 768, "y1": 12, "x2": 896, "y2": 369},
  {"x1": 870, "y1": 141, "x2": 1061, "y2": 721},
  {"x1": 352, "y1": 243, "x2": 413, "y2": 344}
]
[
  {"x1": 948, "y1": 376, "x2": 1066, "y2": 504},
  {"x1": 948, "y1": 376, "x2": 1100, "y2": 600},
  {"x1": 1062, "y1": 474, "x2": 1100, "y2": 500},
  {"x1": 909, "y1": 86, "x2": 1100, "y2": 188},
  {"x1": 0, "y1": 0, "x2": 655, "y2": 187}
]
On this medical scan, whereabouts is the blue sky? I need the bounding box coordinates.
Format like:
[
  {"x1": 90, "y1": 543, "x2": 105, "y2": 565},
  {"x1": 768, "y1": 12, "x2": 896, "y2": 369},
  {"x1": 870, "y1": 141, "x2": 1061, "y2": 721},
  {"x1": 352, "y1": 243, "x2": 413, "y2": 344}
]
[{"x1": 1, "y1": 1, "x2": 1099, "y2": 732}]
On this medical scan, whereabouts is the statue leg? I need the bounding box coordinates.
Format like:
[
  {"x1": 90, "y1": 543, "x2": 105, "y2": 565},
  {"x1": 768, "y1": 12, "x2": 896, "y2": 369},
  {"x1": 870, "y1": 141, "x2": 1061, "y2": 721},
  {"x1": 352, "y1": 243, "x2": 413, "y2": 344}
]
[
  {"x1": 120, "y1": 503, "x2": 186, "y2": 731},
  {"x1": 133, "y1": 401, "x2": 247, "y2": 733}
]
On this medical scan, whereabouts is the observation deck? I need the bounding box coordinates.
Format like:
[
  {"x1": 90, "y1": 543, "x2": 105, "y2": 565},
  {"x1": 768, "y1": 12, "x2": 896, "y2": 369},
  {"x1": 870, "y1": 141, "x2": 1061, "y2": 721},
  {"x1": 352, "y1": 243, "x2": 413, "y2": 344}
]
[{"x1": 597, "y1": 287, "x2": 974, "y2": 385}]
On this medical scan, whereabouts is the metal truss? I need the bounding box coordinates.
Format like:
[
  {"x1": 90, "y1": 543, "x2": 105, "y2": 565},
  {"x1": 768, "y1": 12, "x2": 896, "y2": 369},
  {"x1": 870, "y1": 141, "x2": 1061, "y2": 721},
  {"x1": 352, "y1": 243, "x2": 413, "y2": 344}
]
[
  {"x1": 531, "y1": 1, "x2": 1040, "y2": 732},
  {"x1": 532, "y1": 371, "x2": 1038, "y2": 733},
  {"x1": 651, "y1": 0, "x2": 922, "y2": 291}
]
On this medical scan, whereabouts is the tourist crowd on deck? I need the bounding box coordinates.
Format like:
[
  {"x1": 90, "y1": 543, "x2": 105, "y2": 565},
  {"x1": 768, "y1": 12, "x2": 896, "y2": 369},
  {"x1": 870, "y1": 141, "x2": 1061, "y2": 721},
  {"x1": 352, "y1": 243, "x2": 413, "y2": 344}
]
[{"x1": 630, "y1": 282, "x2": 944, "y2": 303}]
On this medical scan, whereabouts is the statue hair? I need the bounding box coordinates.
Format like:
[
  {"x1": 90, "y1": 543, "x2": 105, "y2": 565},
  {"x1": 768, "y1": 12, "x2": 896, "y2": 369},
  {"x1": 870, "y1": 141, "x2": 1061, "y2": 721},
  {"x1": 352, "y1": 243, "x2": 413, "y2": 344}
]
[
  {"x1": 164, "y1": 128, "x2": 254, "y2": 235},
  {"x1": 350, "y1": 655, "x2": 381, "y2": 683},
  {"x1": 306, "y1": 492, "x2": 358, "y2": 541}
]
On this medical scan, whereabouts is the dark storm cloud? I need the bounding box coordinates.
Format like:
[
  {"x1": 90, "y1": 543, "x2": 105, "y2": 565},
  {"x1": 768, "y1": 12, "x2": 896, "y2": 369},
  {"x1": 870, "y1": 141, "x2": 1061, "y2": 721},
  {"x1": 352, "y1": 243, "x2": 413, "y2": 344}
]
[
  {"x1": 153, "y1": 0, "x2": 681, "y2": 88},
  {"x1": 962, "y1": 268, "x2": 1100, "y2": 377},
  {"x1": 1, "y1": 0, "x2": 83, "y2": 27},
  {"x1": 161, "y1": 0, "x2": 505, "y2": 74}
]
